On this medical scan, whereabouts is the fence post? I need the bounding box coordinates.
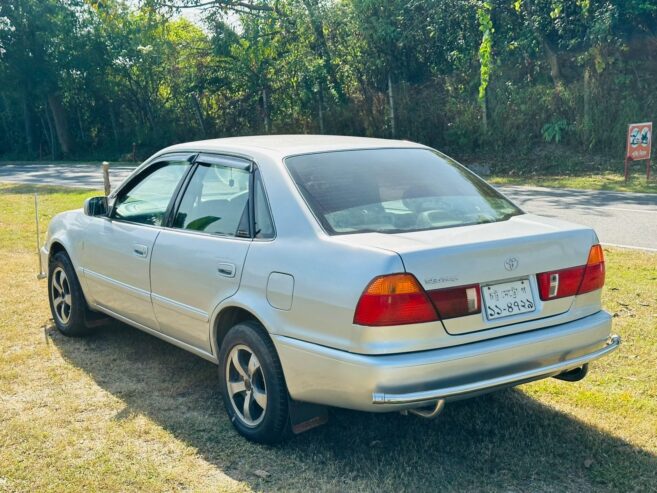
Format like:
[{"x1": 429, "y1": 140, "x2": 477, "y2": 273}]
[{"x1": 102, "y1": 161, "x2": 111, "y2": 196}]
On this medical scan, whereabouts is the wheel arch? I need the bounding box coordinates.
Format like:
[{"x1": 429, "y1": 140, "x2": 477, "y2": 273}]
[
  {"x1": 211, "y1": 305, "x2": 273, "y2": 357},
  {"x1": 49, "y1": 240, "x2": 67, "y2": 262}
]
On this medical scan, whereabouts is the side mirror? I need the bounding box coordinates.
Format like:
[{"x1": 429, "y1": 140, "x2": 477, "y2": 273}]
[{"x1": 84, "y1": 196, "x2": 108, "y2": 217}]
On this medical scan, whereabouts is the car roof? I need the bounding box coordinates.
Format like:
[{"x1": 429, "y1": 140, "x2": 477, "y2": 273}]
[{"x1": 160, "y1": 134, "x2": 428, "y2": 158}]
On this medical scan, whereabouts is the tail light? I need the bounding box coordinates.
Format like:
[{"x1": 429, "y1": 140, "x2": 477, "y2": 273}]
[
  {"x1": 427, "y1": 284, "x2": 481, "y2": 319},
  {"x1": 353, "y1": 274, "x2": 438, "y2": 326},
  {"x1": 354, "y1": 274, "x2": 483, "y2": 326},
  {"x1": 537, "y1": 245, "x2": 605, "y2": 300},
  {"x1": 578, "y1": 244, "x2": 606, "y2": 294}
]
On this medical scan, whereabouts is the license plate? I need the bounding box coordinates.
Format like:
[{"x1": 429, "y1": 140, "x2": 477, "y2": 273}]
[{"x1": 482, "y1": 278, "x2": 536, "y2": 320}]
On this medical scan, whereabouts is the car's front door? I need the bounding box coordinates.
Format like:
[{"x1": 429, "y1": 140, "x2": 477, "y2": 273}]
[
  {"x1": 82, "y1": 156, "x2": 193, "y2": 329},
  {"x1": 149, "y1": 154, "x2": 256, "y2": 352}
]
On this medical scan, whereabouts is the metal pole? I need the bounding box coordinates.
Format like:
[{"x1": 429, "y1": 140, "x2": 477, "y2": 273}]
[
  {"x1": 35, "y1": 193, "x2": 46, "y2": 279},
  {"x1": 647, "y1": 158, "x2": 651, "y2": 182},
  {"x1": 102, "y1": 161, "x2": 111, "y2": 196}
]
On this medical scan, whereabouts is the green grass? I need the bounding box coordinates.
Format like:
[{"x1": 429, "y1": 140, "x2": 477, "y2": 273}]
[
  {"x1": 1, "y1": 182, "x2": 656, "y2": 492},
  {"x1": 488, "y1": 172, "x2": 657, "y2": 194},
  {"x1": 0, "y1": 160, "x2": 137, "y2": 167}
]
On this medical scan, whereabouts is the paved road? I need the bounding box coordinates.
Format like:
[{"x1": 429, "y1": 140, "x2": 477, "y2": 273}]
[
  {"x1": 1, "y1": 163, "x2": 656, "y2": 251},
  {"x1": 0, "y1": 162, "x2": 136, "y2": 189},
  {"x1": 498, "y1": 185, "x2": 657, "y2": 251}
]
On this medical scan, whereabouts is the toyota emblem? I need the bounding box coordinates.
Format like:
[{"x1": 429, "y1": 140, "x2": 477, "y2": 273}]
[{"x1": 504, "y1": 257, "x2": 519, "y2": 271}]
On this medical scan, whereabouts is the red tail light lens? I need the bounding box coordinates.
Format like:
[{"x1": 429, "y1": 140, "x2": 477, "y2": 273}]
[
  {"x1": 537, "y1": 266, "x2": 585, "y2": 300},
  {"x1": 537, "y1": 245, "x2": 605, "y2": 300},
  {"x1": 353, "y1": 274, "x2": 438, "y2": 326},
  {"x1": 427, "y1": 284, "x2": 481, "y2": 319}
]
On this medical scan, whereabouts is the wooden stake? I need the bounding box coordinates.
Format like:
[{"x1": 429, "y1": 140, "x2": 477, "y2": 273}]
[{"x1": 102, "y1": 161, "x2": 111, "y2": 196}]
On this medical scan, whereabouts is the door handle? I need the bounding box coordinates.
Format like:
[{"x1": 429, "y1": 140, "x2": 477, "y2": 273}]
[
  {"x1": 133, "y1": 244, "x2": 148, "y2": 258},
  {"x1": 217, "y1": 262, "x2": 236, "y2": 278}
]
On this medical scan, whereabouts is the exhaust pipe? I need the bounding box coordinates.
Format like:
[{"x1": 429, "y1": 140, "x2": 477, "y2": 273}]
[
  {"x1": 401, "y1": 399, "x2": 445, "y2": 419},
  {"x1": 554, "y1": 363, "x2": 589, "y2": 382}
]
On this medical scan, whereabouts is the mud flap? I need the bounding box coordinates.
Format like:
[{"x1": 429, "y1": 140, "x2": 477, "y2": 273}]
[
  {"x1": 84, "y1": 309, "x2": 109, "y2": 328},
  {"x1": 288, "y1": 399, "x2": 328, "y2": 434}
]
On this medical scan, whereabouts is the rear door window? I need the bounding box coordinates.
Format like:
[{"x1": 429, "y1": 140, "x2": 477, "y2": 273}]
[{"x1": 173, "y1": 161, "x2": 251, "y2": 237}]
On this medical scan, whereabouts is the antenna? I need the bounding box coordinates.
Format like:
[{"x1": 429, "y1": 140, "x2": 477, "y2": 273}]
[{"x1": 35, "y1": 193, "x2": 46, "y2": 280}]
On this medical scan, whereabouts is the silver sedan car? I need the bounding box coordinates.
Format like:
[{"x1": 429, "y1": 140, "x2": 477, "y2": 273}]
[{"x1": 42, "y1": 135, "x2": 620, "y2": 443}]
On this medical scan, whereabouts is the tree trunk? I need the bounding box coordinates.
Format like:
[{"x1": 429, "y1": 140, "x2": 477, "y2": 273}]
[
  {"x1": 480, "y1": 92, "x2": 488, "y2": 133},
  {"x1": 388, "y1": 72, "x2": 396, "y2": 138},
  {"x1": 302, "y1": 0, "x2": 346, "y2": 104},
  {"x1": 38, "y1": 112, "x2": 52, "y2": 157},
  {"x1": 262, "y1": 86, "x2": 270, "y2": 133},
  {"x1": 44, "y1": 102, "x2": 58, "y2": 160},
  {"x1": 0, "y1": 93, "x2": 12, "y2": 141},
  {"x1": 77, "y1": 104, "x2": 85, "y2": 143},
  {"x1": 144, "y1": 98, "x2": 156, "y2": 129},
  {"x1": 542, "y1": 37, "x2": 563, "y2": 88},
  {"x1": 109, "y1": 103, "x2": 119, "y2": 144},
  {"x1": 583, "y1": 65, "x2": 591, "y2": 139},
  {"x1": 22, "y1": 90, "x2": 35, "y2": 155},
  {"x1": 191, "y1": 93, "x2": 207, "y2": 137},
  {"x1": 48, "y1": 93, "x2": 72, "y2": 155},
  {"x1": 318, "y1": 85, "x2": 325, "y2": 134}
]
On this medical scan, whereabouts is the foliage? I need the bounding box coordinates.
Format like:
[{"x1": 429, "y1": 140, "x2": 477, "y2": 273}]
[
  {"x1": 541, "y1": 119, "x2": 570, "y2": 143},
  {"x1": 477, "y1": 2, "x2": 493, "y2": 103},
  {"x1": 0, "y1": 0, "x2": 656, "y2": 166}
]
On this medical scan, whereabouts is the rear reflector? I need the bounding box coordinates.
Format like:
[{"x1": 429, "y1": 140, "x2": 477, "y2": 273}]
[
  {"x1": 537, "y1": 266, "x2": 585, "y2": 300},
  {"x1": 537, "y1": 245, "x2": 605, "y2": 300},
  {"x1": 427, "y1": 284, "x2": 481, "y2": 320},
  {"x1": 353, "y1": 274, "x2": 438, "y2": 326}
]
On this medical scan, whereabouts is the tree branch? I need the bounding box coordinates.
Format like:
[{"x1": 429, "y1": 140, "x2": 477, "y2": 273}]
[{"x1": 155, "y1": 1, "x2": 274, "y2": 12}]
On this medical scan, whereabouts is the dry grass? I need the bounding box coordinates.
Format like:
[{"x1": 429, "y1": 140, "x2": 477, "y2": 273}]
[
  {"x1": 488, "y1": 172, "x2": 657, "y2": 194},
  {"x1": 1, "y1": 182, "x2": 656, "y2": 492}
]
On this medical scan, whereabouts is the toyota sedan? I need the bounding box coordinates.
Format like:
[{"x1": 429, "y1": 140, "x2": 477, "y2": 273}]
[{"x1": 42, "y1": 135, "x2": 620, "y2": 443}]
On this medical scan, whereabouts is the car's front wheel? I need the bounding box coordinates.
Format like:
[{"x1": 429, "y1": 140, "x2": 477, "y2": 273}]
[
  {"x1": 48, "y1": 251, "x2": 95, "y2": 336},
  {"x1": 218, "y1": 321, "x2": 290, "y2": 443}
]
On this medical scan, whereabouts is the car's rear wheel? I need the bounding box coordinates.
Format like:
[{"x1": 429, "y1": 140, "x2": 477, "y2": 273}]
[
  {"x1": 218, "y1": 321, "x2": 290, "y2": 443},
  {"x1": 48, "y1": 251, "x2": 95, "y2": 336}
]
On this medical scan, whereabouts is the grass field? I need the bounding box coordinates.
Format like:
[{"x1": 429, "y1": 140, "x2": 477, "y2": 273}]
[
  {"x1": 488, "y1": 172, "x2": 657, "y2": 194},
  {"x1": 1, "y1": 183, "x2": 656, "y2": 492}
]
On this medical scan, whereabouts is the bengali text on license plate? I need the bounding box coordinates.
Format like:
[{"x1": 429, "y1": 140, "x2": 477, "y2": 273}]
[{"x1": 482, "y1": 279, "x2": 535, "y2": 320}]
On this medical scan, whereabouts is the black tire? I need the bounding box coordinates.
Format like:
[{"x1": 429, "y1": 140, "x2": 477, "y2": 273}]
[
  {"x1": 48, "y1": 251, "x2": 95, "y2": 336},
  {"x1": 218, "y1": 321, "x2": 290, "y2": 444}
]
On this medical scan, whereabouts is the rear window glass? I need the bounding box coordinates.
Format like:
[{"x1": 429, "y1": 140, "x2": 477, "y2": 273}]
[{"x1": 285, "y1": 148, "x2": 522, "y2": 235}]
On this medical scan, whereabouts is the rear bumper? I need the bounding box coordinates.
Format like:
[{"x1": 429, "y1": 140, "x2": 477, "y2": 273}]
[{"x1": 273, "y1": 310, "x2": 617, "y2": 412}]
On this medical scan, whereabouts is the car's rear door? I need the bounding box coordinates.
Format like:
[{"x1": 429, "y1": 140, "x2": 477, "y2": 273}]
[
  {"x1": 82, "y1": 155, "x2": 193, "y2": 329},
  {"x1": 149, "y1": 154, "x2": 256, "y2": 352}
]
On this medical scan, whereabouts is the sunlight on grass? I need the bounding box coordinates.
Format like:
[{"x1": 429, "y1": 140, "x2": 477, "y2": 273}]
[
  {"x1": 1, "y1": 183, "x2": 656, "y2": 492},
  {"x1": 489, "y1": 172, "x2": 657, "y2": 194}
]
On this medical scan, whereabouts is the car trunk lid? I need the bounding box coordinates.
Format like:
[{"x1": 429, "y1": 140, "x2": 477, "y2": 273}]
[{"x1": 336, "y1": 214, "x2": 598, "y2": 335}]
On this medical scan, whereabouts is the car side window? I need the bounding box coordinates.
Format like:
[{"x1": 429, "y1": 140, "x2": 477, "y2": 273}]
[
  {"x1": 254, "y1": 170, "x2": 275, "y2": 239},
  {"x1": 173, "y1": 162, "x2": 251, "y2": 237},
  {"x1": 112, "y1": 161, "x2": 190, "y2": 226}
]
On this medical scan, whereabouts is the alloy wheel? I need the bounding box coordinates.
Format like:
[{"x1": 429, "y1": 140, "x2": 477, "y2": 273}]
[
  {"x1": 225, "y1": 344, "x2": 267, "y2": 427},
  {"x1": 51, "y1": 266, "x2": 72, "y2": 325}
]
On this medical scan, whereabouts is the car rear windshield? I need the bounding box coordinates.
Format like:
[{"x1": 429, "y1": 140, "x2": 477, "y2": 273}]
[{"x1": 284, "y1": 148, "x2": 523, "y2": 235}]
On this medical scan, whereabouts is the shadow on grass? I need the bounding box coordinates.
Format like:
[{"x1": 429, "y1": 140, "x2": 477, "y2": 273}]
[{"x1": 51, "y1": 320, "x2": 656, "y2": 492}]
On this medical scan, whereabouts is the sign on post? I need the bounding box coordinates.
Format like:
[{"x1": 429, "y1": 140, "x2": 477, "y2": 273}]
[{"x1": 625, "y1": 122, "x2": 652, "y2": 182}]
